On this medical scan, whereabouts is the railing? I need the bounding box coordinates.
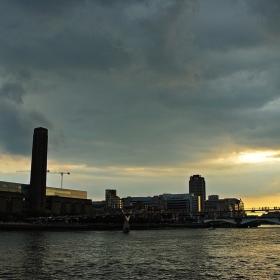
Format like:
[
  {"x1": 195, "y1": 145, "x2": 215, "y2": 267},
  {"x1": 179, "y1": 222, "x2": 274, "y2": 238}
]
[{"x1": 244, "y1": 207, "x2": 280, "y2": 212}]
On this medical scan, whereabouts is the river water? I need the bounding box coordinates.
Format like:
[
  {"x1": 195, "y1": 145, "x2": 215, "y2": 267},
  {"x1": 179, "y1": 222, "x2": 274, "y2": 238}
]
[{"x1": 0, "y1": 226, "x2": 280, "y2": 279}]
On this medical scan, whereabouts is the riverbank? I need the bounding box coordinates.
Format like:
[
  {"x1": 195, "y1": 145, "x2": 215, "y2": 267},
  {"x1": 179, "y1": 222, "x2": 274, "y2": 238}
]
[{"x1": 0, "y1": 222, "x2": 209, "y2": 231}]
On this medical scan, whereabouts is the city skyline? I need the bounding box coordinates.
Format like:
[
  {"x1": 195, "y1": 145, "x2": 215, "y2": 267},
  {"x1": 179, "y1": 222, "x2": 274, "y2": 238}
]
[{"x1": 0, "y1": 1, "x2": 280, "y2": 208}]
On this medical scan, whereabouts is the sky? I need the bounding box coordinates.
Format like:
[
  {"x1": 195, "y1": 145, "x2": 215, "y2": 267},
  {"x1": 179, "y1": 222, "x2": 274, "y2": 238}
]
[{"x1": 0, "y1": 0, "x2": 280, "y2": 208}]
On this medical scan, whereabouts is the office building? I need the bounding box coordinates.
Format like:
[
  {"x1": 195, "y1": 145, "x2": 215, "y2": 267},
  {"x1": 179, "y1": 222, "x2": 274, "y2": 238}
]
[
  {"x1": 205, "y1": 195, "x2": 245, "y2": 218},
  {"x1": 189, "y1": 174, "x2": 206, "y2": 211},
  {"x1": 162, "y1": 193, "x2": 201, "y2": 218}
]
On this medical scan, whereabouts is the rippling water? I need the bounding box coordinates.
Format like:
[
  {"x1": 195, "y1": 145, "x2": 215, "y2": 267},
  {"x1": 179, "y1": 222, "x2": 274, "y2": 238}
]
[{"x1": 0, "y1": 227, "x2": 280, "y2": 279}]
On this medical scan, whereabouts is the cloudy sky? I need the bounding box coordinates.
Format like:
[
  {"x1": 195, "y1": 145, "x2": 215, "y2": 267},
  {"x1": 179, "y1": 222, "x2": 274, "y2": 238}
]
[{"x1": 0, "y1": 0, "x2": 280, "y2": 208}]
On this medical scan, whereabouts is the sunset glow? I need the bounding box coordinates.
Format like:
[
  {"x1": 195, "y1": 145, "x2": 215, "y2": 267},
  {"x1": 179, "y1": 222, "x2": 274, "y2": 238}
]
[{"x1": 238, "y1": 151, "x2": 280, "y2": 163}]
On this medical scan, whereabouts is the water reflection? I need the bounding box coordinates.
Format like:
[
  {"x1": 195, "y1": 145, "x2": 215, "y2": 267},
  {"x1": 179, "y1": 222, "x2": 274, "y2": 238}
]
[
  {"x1": 22, "y1": 231, "x2": 48, "y2": 279},
  {"x1": 0, "y1": 228, "x2": 280, "y2": 279}
]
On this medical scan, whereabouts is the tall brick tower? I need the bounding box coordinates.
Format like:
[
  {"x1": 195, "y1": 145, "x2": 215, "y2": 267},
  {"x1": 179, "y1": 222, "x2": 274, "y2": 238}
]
[{"x1": 29, "y1": 127, "x2": 48, "y2": 212}]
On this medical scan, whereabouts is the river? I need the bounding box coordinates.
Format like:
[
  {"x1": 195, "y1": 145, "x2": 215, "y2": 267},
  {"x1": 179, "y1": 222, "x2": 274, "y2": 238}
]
[{"x1": 0, "y1": 226, "x2": 279, "y2": 279}]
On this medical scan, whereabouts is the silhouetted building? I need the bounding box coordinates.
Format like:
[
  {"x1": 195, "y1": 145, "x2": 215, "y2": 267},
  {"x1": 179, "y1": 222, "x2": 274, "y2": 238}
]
[
  {"x1": 162, "y1": 193, "x2": 200, "y2": 218},
  {"x1": 29, "y1": 127, "x2": 48, "y2": 212},
  {"x1": 0, "y1": 181, "x2": 28, "y2": 213},
  {"x1": 0, "y1": 180, "x2": 93, "y2": 216},
  {"x1": 205, "y1": 196, "x2": 245, "y2": 218},
  {"x1": 92, "y1": 201, "x2": 106, "y2": 213},
  {"x1": 0, "y1": 127, "x2": 93, "y2": 216},
  {"x1": 105, "y1": 189, "x2": 123, "y2": 210},
  {"x1": 45, "y1": 195, "x2": 92, "y2": 215},
  {"x1": 189, "y1": 174, "x2": 206, "y2": 211},
  {"x1": 208, "y1": 194, "x2": 219, "y2": 201},
  {"x1": 123, "y1": 196, "x2": 157, "y2": 209}
]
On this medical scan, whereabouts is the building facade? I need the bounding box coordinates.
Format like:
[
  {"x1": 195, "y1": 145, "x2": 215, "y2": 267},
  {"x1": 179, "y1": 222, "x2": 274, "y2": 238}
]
[
  {"x1": 0, "y1": 180, "x2": 93, "y2": 215},
  {"x1": 162, "y1": 193, "x2": 201, "y2": 218},
  {"x1": 204, "y1": 195, "x2": 245, "y2": 218},
  {"x1": 189, "y1": 174, "x2": 206, "y2": 211},
  {"x1": 123, "y1": 196, "x2": 157, "y2": 209},
  {"x1": 105, "y1": 189, "x2": 123, "y2": 210}
]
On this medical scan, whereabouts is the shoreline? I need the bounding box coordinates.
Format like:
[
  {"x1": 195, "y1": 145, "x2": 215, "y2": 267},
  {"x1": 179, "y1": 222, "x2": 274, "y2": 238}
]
[{"x1": 0, "y1": 222, "x2": 210, "y2": 231}]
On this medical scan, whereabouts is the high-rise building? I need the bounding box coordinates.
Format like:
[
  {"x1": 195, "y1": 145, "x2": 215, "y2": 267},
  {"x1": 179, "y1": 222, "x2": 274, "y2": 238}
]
[
  {"x1": 189, "y1": 174, "x2": 206, "y2": 211},
  {"x1": 29, "y1": 127, "x2": 48, "y2": 212}
]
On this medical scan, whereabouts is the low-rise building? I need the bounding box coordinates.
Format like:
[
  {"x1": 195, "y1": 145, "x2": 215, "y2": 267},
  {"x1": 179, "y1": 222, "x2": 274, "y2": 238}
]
[
  {"x1": 161, "y1": 193, "x2": 201, "y2": 218},
  {"x1": 205, "y1": 195, "x2": 245, "y2": 218},
  {"x1": 123, "y1": 196, "x2": 158, "y2": 209},
  {"x1": 0, "y1": 180, "x2": 93, "y2": 215}
]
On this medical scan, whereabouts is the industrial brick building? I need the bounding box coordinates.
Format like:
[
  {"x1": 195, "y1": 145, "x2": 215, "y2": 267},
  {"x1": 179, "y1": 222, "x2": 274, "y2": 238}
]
[{"x1": 0, "y1": 127, "x2": 92, "y2": 216}]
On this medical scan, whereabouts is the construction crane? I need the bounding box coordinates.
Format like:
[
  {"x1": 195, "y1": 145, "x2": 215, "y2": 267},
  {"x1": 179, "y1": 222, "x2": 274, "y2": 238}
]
[
  {"x1": 51, "y1": 172, "x2": 70, "y2": 189},
  {"x1": 16, "y1": 170, "x2": 69, "y2": 189}
]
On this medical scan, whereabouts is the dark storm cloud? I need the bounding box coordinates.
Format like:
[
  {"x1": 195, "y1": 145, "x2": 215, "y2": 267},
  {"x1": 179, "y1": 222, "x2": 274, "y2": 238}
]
[
  {"x1": 94, "y1": 0, "x2": 148, "y2": 7},
  {"x1": 0, "y1": 0, "x2": 280, "y2": 168},
  {"x1": 192, "y1": 1, "x2": 264, "y2": 52},
  {"x1": 0, "y1": 0, "x2": 200, "y2": 122},
  {"x1": 189, "y1": 1, "x2": 278, "y2": 82},
  {"x1": 246, "y1": 0, "x2": 280, "y2": 35},
  {"x1": 156, "y1": 67, "x2": 280, "y2": 111},
  {"x1": 231, "y1": 103, "x2": 280, "y2": 148},
  {"x1": 0, "y1": 0, "x2": 199, "y2": 80},
  {"x1": 137, "y1": 1, "x2": 199, "y2": 75},
  {"x1": 0, "y1": 0, "x2": 134, "y2": 81},
  {"x1": 7, "y1": 0, "x2": 84, "y2": 17},
  {"x1": 201, "y1": 53, "x2": 268, "y2": 81},
  {"x1": 0, "y1": 101, "x2": 52, "y2": 155},
  {"x1": 193, "y1": 19, "x2": 263, "y2": 52},
  {"x1": 50, "y1": 130, "x2": 67, "y2": 152},
  {"x1": 0, "y1": 82, "x2": 25, "y2": 104},
  {"x1": 0, "y1": 27, "x2": 131, "y2": 74},
  {"x1": 0, "y1": 0, "x2": 275, "y2": 83}
]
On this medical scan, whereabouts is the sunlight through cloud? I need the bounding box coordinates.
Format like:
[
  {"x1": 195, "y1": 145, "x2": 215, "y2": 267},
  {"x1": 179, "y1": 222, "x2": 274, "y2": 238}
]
[{"x1": 238, "y1": 151, "x2": 280, "y2": 163}]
